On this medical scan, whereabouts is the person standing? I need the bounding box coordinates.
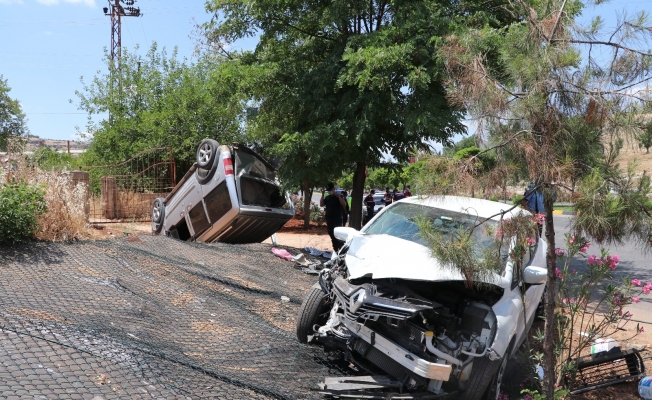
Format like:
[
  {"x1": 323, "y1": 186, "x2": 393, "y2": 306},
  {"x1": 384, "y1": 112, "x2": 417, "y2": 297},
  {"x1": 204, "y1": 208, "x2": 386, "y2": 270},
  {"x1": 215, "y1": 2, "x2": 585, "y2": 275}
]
[
  {"x1": 364, "y1": 189, "x2": 376, "y2": 224},
  {"x1": 342, "y1": 191, "x2": 351, "y2": 226},
  {"x1": 403, "y1": 185, "x2": 412, "y2": 197},
  {"x1": 321, "y1": 182, "x2": 347, "y2": 251},
  {"x1": 383, "y1": 186, "x2": 393, "y2": 206},
  {"x1": 524, "y1": 183, "x2": 545, "y2": 236}
]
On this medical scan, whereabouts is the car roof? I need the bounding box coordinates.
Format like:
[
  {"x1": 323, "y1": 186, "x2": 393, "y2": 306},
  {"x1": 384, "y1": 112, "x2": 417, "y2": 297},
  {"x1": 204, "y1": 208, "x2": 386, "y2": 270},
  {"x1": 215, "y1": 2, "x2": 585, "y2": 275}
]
[{"x1": 397, "y1": 195, "x2": 529, "y2": 221}]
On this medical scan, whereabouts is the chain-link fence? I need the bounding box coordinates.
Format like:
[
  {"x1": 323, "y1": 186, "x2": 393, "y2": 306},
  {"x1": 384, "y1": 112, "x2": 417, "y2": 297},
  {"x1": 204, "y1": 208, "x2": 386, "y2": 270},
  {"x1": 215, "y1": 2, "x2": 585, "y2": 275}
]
[{"x1": 0, "y1": 235, "x2": 350, "y2": 399}]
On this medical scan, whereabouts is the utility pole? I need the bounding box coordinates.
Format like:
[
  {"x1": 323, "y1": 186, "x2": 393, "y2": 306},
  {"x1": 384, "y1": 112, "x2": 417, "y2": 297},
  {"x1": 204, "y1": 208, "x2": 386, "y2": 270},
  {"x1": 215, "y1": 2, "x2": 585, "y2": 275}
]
[{"x1": 103, "y1": 0, "x2": 142, "y2": 62}]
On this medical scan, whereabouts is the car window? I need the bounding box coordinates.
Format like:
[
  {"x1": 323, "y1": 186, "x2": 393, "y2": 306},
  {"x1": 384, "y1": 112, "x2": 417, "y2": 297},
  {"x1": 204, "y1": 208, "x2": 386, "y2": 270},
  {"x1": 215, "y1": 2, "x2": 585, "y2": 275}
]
[
  {"x1": 234, "y1": 150, "x2": 276, "y2": 180},
  {"x1": 364, "y1": 203, "x2": 499, "y2": 253},
  {"x1": 204, "y1": 181, "x2": 232, "y2": 223}
]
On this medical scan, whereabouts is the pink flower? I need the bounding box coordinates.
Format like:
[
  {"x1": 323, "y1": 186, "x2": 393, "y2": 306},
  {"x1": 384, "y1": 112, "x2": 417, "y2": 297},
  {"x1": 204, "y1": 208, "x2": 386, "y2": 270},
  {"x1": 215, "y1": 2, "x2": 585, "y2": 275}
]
[
  {"x1": 633, "y1": 296, "x2": 640, "y2": 303},
  {"x1": 555, "y1": 248, "x2": 565, "y2": 256},
  {"x1": 640, "y1": 326, "x2": 645, "y2": 333},
  {"x1": 562, "y1": 298, "x2": 569, "y2": 304},
  {"x1": 555, "y1": 268, "x2": 561, "y2": 277},
  {"x1": 625, "y1": 311, "x2": 633, "y2": 318},
  {"x1": 644, "y1": 285, "x2": 652, "y2": 295},
  {"x1": 524, "y1": 395, "x2": 534, "y2": 400},
  {"x1": 569, "y1": 235, "x2": 575, "y2": 244},
  {"x1": 526, "y1": 237, "x2": 536, "y2": 246},
  {"x1": 612, "y1": 254, "x2": 620, "y2": 263},
  {"x1": 632, "y1": 279, "x2": 642, "y2": 287},
  {"x1": 580, "y1": 247, "x2": 588, "y2": 253},
  {"x1": 587, "y1": 255, "x2": 598, "y2": 265}
]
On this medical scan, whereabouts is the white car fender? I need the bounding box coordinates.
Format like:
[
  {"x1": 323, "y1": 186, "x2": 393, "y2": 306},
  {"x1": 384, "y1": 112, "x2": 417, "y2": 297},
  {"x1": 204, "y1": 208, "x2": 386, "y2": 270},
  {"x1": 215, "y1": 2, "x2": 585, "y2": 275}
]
[{"x1": 490, "y1": 287, "x2": 522, "y2": 359}]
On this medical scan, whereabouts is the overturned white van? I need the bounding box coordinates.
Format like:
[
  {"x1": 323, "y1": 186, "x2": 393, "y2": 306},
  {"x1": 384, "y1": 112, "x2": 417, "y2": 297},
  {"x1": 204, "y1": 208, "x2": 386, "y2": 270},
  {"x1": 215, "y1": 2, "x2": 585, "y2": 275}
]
[{"x1": 151, "y1": 139, "x2": 294, "y2": 244}]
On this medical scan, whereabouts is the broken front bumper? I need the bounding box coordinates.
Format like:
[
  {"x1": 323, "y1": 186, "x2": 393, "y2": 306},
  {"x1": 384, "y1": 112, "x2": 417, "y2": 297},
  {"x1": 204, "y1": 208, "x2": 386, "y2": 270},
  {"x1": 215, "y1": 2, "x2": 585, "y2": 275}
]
[{"x1": 341, "y1": 318, "x2": 452, "y2": 381}]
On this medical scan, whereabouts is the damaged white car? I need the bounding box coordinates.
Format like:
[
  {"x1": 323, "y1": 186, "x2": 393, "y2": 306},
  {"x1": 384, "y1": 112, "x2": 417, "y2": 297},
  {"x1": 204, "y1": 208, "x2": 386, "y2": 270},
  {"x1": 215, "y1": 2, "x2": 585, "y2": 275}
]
[{"x1": 296, "y1": 196, "x2": 547, "y2": 399}]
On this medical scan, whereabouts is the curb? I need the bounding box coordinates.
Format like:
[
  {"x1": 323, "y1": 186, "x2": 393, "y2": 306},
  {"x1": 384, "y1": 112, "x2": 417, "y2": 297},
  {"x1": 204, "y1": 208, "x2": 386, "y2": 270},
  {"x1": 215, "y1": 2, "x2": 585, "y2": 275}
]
[{"x1": 553, "y1": 210, "x2": 576, "y2": 215}]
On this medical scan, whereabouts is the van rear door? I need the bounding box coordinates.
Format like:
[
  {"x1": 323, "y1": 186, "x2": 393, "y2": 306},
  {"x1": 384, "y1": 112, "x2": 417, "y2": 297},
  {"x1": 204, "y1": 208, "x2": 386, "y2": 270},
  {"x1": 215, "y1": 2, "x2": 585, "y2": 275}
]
[{"x1": 233, "y1": 147, "x2": 291, "y2": 212}]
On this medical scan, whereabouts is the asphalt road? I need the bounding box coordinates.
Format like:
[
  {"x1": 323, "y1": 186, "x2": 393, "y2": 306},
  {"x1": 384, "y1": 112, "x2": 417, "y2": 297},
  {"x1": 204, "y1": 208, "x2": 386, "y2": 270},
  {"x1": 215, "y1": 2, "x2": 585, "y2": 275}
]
[{"x1": 553, "y1": 214, "x2": 652, "y2": 326}]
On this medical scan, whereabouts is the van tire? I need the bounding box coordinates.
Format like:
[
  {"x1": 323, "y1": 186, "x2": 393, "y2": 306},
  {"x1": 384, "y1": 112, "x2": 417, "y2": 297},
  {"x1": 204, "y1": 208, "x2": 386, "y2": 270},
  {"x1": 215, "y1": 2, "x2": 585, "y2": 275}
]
[
  {"x1": 151, "y1": 198, "x2": 165, "y2": 234},
  {"x1": 197, "y1": 139, "x2": 219, "y2": 168},
  {"x1": 196, "y1": 162, "x2": 218, "y2": 185},
  {"x1": 296, "y1": 284, "x2": 331, "y2": 344}
]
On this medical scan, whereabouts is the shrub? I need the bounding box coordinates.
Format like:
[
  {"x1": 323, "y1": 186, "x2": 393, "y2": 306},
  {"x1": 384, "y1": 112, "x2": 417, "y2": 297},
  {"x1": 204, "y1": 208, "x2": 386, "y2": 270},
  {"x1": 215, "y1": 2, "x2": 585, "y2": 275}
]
[
  {"x1": 0, "y1": 180, "x2": 47, "y2": 244},
  {"x1": 309, "y1": 203, "x2": 325, "y2": 226},
  {"x1": 513, "y1": 194, "x2": 525, "y2": 205}
]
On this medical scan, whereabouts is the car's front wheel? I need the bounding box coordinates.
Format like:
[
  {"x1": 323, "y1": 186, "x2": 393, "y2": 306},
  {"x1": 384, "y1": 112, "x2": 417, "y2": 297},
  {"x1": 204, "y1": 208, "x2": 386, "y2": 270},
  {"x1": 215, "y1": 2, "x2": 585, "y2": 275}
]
[
  {"x1": 296, "y1": 284, "x2": 331, "y2": 344},
  {"x1": 459, "y1": 343, "x2": 512, "y2": 400}
]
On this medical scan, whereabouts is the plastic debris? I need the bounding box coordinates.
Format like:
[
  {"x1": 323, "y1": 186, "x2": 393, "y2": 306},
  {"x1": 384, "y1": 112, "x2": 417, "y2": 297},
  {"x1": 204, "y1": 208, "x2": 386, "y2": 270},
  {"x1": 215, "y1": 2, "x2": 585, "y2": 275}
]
[
  {"x1": 591, "y1": 338, "x2": 619, "y2": 354},
  {"x1": 640, "y1": 376, "x2": 652, "y2": 399},
  {"x1": 271, "y1": 247, "x2": 293, "y2": 261},
  {"x1": 281, "y1": 296, "x2": 290, "y2": 302}
]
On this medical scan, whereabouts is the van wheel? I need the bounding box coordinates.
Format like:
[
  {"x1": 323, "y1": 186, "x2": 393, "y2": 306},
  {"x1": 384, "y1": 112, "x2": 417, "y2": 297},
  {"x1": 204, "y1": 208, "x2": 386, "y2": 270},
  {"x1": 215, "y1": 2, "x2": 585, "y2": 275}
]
[
  {"x1": 151, "y1": 198, "x2": 165, "y2": 234},
  {"x1": 197, "y1": 139, "x2": 219, "y2": 168}
]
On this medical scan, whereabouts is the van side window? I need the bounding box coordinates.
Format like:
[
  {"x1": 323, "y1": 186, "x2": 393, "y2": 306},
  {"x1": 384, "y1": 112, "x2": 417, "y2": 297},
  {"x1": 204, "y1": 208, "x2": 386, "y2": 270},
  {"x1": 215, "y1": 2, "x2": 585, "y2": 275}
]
[{"x1": 205, "y1": 181, "x2": 232, "y2": 223}]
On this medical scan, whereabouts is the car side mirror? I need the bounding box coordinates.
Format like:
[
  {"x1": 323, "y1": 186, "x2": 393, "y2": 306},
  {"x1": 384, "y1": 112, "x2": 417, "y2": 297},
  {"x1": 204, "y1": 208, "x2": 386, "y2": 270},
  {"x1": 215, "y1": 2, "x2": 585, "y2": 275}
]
[
  {"x1": 334, "y1": 227, "x2": 358, "y2": 241},
  {"x1": 523, "y1": 266, "x2": 547, "y2": 285}
]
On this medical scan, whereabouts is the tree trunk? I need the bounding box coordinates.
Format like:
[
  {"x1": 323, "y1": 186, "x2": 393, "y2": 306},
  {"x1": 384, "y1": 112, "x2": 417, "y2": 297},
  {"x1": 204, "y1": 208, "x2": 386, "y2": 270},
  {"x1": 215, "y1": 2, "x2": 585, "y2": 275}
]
[
  {"x1": 302, "y1": 179, "x2": 311, "y2": 229},
  {"x1": 349, "y1": 161, "x2": 367, "y2": 230},
  {"x1": 542, "y1": 187, "x2": 557, "y2": 399}
]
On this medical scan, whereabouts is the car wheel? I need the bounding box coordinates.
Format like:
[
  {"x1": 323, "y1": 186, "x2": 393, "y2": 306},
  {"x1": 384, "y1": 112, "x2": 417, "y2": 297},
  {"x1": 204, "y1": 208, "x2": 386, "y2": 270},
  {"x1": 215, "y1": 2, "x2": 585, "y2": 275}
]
[
  {"x1": 151, "y1": 198, "x2": 165, "y2": 234},
  {"x1": 196, "y1": 139, "x2": 219, "y2": 168},
  {"x1": 458, "y1": 344, "x2": 512, "y2": 400},
  {"x1": 296, "y1": 284, "x2": 331, "y2": 344}
]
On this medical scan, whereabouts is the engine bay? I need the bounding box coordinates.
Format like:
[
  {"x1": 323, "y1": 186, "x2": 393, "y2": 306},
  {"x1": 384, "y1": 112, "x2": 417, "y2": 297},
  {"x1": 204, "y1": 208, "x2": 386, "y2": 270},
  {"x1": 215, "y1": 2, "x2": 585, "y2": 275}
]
[{"x1": 312, "y1": 260, "x2": 501, "y2": 397}]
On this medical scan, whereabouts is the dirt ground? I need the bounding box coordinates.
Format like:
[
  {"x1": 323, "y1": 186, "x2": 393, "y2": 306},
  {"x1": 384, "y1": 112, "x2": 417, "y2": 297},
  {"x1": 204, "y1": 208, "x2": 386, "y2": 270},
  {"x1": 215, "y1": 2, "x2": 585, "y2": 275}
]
[{"x1": 88, "y1": 217, "x2": 334, "y2": 251}]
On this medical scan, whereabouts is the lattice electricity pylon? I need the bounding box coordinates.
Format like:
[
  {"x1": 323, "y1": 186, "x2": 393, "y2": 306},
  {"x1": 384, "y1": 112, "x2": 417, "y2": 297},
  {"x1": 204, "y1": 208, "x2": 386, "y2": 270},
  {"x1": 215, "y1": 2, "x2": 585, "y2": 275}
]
[{"x1": 103, "y1": 0, "x2": 142, "y2": 61}]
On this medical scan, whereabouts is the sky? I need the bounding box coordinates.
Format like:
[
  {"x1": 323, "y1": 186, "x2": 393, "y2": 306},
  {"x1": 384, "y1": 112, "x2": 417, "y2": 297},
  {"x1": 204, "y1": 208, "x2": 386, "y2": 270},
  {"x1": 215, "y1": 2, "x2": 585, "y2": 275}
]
[
  {"x1": 0, "y1": 0, "x2": 649, "y2": 143},
  {"x1": 0, "y1": 0, "x2": 219, "y2": 141}
]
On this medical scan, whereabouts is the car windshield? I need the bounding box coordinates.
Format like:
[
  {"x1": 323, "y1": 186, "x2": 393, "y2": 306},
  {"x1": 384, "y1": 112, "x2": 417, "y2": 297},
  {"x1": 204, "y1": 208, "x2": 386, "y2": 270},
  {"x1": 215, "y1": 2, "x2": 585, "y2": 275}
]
[{"x1": 364, "y1": 203, "x2": 499, "y2": 252}]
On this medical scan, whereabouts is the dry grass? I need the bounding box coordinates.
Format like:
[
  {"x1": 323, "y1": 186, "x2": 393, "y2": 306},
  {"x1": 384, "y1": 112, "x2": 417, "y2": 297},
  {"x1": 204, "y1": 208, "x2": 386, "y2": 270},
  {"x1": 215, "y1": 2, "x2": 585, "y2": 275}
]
[{"x1": 1, "y1": 157, "x2": 90, "y2": 241}]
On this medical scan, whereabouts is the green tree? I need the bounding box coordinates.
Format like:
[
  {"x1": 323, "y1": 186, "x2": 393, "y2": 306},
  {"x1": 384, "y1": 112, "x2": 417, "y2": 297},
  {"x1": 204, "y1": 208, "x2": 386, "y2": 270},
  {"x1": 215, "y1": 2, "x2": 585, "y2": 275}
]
[
  {"x1": 202, "y1": 0, "x2": 513, "y2": 228},
  {"x1": 442, "y1": 135, "x2": 477, "y2": 157},
  {"x1": 74, "y1": 44, "x2": 245, "y2": 171},
  {"x1": 637, "y1": 122, "x2": 652, "y2": 153},
  {"x1": 0, "y1": 76, "x2": 28, "y2": 152},
  {"x1": 423, "y1": 0, "x2": 652, "y2": 396}
]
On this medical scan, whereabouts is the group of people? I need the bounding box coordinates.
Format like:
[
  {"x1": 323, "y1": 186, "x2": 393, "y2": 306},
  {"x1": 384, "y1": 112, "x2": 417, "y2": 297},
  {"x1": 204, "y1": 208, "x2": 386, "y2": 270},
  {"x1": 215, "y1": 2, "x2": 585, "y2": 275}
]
[
  {"x1": 382, "y1": 185, "x2": 411, "y2": 205},
  {"x1": 321, "y1": 183, "x2": 413, "y2": 252}
]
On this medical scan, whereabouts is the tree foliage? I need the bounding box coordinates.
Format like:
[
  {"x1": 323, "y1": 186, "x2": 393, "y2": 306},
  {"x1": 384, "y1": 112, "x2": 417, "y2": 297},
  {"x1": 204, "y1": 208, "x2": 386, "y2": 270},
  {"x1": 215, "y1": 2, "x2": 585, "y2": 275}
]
[
  {"x1": 637, "y1": 122, "x2": 652, "y2": 153},
  {"x1": 201, "y1": 0, "x2": 512, "y2": 227},
  {"x1": 74, "y1": 44, "x2": 245, "y2": 171},
  {"x1": 0, "y1": 76, "x2": 28, "y2": 152}
]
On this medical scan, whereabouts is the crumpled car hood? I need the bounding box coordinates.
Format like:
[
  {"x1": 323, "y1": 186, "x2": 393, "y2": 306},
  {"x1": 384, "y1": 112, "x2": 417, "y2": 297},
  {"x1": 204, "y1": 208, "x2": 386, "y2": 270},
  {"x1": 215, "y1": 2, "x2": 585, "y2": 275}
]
[{"x1": 344, "y1": 234, "x2": 507, "y2": 288}]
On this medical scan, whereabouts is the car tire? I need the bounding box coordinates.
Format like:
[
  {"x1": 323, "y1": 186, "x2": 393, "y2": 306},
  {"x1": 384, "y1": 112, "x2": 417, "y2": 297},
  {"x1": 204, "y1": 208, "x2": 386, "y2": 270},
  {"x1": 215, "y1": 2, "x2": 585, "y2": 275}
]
[
  {"x1": 151, "y1": 198, "x2": 165, "y2": 234},
  {"x1": 296, "y1": 284, "x2": 331, "y2": 344},
  {"x1": 196, "y1": 139, "x2": 219, "y2": 168},
  {"x1": 459, "y1": 344, "x2": 512, "y2": 400}
]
